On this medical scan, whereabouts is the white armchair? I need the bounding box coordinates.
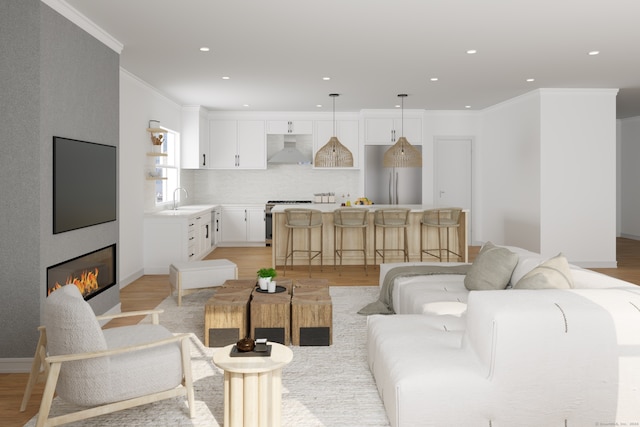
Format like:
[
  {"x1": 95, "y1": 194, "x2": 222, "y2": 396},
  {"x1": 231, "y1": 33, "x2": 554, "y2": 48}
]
[{"x1": 21, "y1": 284, "x2": 194, "y2": 427}]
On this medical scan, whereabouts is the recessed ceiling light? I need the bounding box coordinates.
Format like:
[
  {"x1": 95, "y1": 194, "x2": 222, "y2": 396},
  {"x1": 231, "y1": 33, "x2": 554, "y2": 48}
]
[
  {"x1": 526, "y1": 78, "x2": 535, "y2": 82},
  {"x1": 322, "y1": 77, "x2": 331, "y2": 81},
  {"x1": 430, "y1": 77, "x2": 438, "y2": 82},
  {"x1": 243, "y1": 104, "x2": 250, "y2": 107},
  {"x1": 465, "y1": 105, "x2": 471, "y2": 109},
  {"x1": 395, "y1": 104, "x2": 401, "y2": 108},
  {"x1": 199, "y1": 47, "x2": 210, "y2": 52},
  {"x1": 588, "y1": 50, "x2": 600, "y2": 56},
  {"x1": 466, "y1": 49, "x2": 477, "y2": 54},
  {"x1": 316, "y1": 104, "x2": 323, "y2": 108},
  {"x1": 222, "y1": 76, "x2": 230, "y2": 80}
]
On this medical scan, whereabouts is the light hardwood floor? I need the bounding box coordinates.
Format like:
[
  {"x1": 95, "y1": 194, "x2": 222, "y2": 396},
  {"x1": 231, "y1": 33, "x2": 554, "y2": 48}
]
[{"x1": 3, "y1": 240, "x2": 639, "y2": 427}]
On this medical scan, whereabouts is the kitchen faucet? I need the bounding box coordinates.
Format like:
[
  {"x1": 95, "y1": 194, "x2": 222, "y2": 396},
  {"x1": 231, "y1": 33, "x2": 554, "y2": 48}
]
[{"x1": 173, "y1": 187, "x2": 188, "y2": 210}]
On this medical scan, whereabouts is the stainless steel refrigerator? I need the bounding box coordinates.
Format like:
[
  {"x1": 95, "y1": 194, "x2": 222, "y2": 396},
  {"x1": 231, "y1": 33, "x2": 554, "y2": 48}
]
[{"x1": 364, "y1": 145, "x2": 422, "y2": 205}]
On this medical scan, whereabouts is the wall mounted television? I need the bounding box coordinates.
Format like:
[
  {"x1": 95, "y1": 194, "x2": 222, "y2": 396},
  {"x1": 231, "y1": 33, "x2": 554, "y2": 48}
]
[{"x1": 53, "y1": 136, "x2": 117, "y2": 234}]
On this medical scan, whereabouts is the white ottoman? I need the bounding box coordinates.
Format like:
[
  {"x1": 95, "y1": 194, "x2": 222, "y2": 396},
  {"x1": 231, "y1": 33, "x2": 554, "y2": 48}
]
[{"x1": 169, "y1": 259, "x2": 238, "y2": 306}]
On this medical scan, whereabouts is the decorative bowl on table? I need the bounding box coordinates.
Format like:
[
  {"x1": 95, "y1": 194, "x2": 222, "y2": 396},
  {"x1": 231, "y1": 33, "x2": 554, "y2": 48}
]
[{"x1": 236, "y1": 337, "x2": 255, "y2": 352}]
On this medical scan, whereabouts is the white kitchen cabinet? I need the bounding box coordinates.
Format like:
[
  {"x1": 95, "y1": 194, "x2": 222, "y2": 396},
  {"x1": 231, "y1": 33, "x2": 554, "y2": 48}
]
[
  {"x1": 209, "y1": 120, "x2": 266, "y2": 169},
  {"x1": 364, "y1": 117, "x2": 422, "y2": 145},
  {"x1": 220, "y1": 205, "x2": 265, "y2": 246},
  {"x1": 143, "y1": 208, "x2": 215, "y2": 274},
  {"x1": 266, "y1": 120, "x2": 313, "y2": 135},
  {"x1": 314, "y1": 120, "x2": 360, "y2": 168},
  {"x1": 246, "y1": 207, "x2": 266, "y2": 242},
  {"x1": 195, "y1": 211, "x2": 212, "y2": 256},
  {"x1": 181, "y1": 106, "x2": 210, "y2": 168},
  {"x1": 213, "y1": 207, "x2": 221, "y2": 247}
]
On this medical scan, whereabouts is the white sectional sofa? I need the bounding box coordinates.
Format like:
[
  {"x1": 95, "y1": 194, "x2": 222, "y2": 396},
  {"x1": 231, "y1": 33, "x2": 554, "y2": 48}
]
[{"x1": 365, "y1": 244, "x2": 640, "y2": 427}]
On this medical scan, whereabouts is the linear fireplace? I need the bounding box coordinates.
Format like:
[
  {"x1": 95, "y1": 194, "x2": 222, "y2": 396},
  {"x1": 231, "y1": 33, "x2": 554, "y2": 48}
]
[{"x1": 47, "y1": 244, "x2": 116, "y2": 300}]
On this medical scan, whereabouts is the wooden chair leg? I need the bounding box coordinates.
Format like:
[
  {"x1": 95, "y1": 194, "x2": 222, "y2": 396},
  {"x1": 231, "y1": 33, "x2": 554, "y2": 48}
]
[
  {"x1": 21, "y1": 327, "x2": 47, "y2": 412},
  {"x1": 181, "y1": 337, "x2": 195, "y2": 418},
  {"x1": 363, "y1": 227, "x2": 368, "y2": 275},
  {"x1": 35, "y1": 361, "x2": 61, "y2": 427}
]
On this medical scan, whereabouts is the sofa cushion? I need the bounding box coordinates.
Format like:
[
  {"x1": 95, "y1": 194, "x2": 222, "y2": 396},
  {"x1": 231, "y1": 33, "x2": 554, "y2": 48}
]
[
  {"x1": 514, "y1": 253, "x2": 573, "y2": 289},
  {"x1": 464, "y1": 242, "x2": 518, "y2": 290}
]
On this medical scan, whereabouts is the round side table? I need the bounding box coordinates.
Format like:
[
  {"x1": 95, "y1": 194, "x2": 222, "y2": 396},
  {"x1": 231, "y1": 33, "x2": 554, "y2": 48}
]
[{"x1": 213, "y1": 342, "x2": 293, "y2": 427}]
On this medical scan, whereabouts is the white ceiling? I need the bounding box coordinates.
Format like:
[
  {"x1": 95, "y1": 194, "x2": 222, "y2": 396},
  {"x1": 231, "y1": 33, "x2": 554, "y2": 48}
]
[{"x1": 63, "y1": 0, "x2": 640, "y2": 118}]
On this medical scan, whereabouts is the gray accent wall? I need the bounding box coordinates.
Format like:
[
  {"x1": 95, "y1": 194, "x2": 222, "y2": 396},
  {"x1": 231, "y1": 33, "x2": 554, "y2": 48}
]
[{"x1": 0, "y1": 0, "x2": 120, "y2": 359}]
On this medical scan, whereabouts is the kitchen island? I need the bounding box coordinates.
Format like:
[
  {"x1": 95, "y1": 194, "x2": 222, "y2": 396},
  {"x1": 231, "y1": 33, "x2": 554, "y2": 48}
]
[{"x1": 270, "y1": 204, "x2": 468, "y2": 268}]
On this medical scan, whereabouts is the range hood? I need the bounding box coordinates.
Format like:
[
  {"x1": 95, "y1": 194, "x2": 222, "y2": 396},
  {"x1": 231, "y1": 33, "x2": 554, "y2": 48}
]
[{"x1": 268, "y1": 136, "x2": 312, "y2": 164}]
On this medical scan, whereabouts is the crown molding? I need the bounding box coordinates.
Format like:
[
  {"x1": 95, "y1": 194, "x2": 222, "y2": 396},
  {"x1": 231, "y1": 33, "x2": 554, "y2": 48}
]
[{"x1": 40, "y1": 0, "x2": 123, "y2": 54}]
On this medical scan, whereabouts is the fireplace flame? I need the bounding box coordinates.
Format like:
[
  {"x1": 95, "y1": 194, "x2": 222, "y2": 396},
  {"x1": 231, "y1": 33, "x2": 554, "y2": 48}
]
[{"x1": 49, "y1": 268, "x2": 100, "y2": 297}]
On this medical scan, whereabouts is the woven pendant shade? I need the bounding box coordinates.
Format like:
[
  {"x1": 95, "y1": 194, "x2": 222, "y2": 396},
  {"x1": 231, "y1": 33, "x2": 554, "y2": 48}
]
[
  {"x1": 315, "y1": 136, "x2": 354, "y2": 167},
  {"x1": 383, "y1": 137, "x2": 422, "y2": 168},
  {"x1": 383, "y1": 93, "x2": 422, "y2": 168},
  {"x1": 314, "y1": 93, "x2": 354, "y2": 167}
]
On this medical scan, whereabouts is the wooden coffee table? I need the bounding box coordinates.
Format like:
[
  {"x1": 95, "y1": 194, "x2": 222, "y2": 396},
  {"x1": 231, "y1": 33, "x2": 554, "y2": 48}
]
[{"x1": 213, "y1": 342, "x2": 293, "y2": 427}]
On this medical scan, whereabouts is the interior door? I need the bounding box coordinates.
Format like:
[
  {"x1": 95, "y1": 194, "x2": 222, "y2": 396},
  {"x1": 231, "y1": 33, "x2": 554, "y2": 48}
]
[{"x1": 435, "y1": 137, "x2": 472, "y2": 238}]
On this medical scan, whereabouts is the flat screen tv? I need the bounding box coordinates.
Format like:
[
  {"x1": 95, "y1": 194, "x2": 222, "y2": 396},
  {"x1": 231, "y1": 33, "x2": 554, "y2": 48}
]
[{"x1": 53, "y1": 136, "x2": 117, "y2": 234}]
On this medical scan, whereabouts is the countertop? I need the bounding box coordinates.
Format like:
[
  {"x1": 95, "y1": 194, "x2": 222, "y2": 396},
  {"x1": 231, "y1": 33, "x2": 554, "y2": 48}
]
[
  {"x1": 144, "y1": 204, "x2": 219, "y2": 218},
  {"x1": 270, "y1": 204, "x2": 469, "y2": 213}
]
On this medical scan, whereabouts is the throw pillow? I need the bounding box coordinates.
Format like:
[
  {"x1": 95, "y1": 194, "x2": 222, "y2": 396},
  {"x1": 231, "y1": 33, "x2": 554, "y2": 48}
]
[
  {"x1": 464, "y1": 242, "x2": 518, "y2": 290},
  {"x1": 513, "y1": 253, "x2": 573, "y2": 289}
]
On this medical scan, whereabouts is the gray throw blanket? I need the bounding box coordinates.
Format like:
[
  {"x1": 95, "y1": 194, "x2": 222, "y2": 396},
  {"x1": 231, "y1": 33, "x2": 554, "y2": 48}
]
[{"x1": 358, "y1": 264, "x2": 471, "y2": 315}]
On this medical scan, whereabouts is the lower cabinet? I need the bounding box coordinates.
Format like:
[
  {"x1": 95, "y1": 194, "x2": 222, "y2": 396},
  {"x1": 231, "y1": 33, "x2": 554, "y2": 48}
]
[
  {"x1": 220, "y1": 205, "x2": 265, "y2": 246},
  {"x1": 195, "y1": 211, "x2": 212, "y2": 256},
  {"x1": 143, "y1": 209, "x2": 215, "y2": 274},
  {"x1": 213, "y1": 207, "x2": 221, "y2": 247}
]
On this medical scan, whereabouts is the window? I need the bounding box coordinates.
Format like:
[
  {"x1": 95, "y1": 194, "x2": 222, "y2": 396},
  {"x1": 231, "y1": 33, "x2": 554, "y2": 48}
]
[{"x1": 154, "y1": 129, "x2": 181, "y2": 205}]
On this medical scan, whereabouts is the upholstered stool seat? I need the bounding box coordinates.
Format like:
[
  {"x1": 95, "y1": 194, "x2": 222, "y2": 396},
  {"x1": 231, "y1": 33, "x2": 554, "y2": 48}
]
[
  {"x1": 420, "y1": 208, "x2": 463, "y2": 262},
  {"x1": 374, "y1": 208, "x2": 410, "y2": 264},
  {"x1": 333, "y1": 208, "x2": 369, "y2": 275},
  {"x1": 283, "y1": 208, "x2": 323, "y2": 277}
]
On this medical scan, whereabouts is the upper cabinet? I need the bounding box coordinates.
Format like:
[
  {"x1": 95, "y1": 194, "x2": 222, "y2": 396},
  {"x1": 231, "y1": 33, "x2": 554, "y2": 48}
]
[
  {"x1": 181, "y1": 106, "x2": 210, "y2": 169},
  {"x1": 313, "y1": 120, "x2": 360, "y2": 168},
  {"x1": 266, "y1": 120, "x2": 313, "y2": 135},
  {"x1": 209, "y1": 120, "x2": 266, "y2": 169},
  {"x1": 364, "y1": 117, "x2": 422, "y2": 145}
]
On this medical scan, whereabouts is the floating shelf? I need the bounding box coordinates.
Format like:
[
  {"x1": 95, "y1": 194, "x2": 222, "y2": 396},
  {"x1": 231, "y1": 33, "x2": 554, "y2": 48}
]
[
  {"x1": 146, "y1": 127, "x2": 166, "y2": 133},
  {"x1": 146, "y1": 177, "x2": 167, "y2": 181},
  {"x1": 146, "y1": 152, "x2": 168, "y2": 157}
]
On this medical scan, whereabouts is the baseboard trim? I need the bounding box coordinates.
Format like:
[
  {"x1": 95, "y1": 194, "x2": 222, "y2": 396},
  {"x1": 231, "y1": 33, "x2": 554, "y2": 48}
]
[
  {"x1": 620, "y1": 233, "x2": 640, "y2": 241},
  {"x1": 0, "y1": 358, "x2": 33, "y2": 373},
  {"x1": 119, "y1": 269, "x2": 144, "y2": 289},
  {"x1": 574, "y1": 261, "x2": 618, "y2": 268}
]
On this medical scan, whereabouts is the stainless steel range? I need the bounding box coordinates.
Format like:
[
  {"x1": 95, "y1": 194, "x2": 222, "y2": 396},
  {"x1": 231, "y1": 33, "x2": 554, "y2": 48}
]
[{"x1": 265, "y1": 200, "x2": 313, "y2": 246}]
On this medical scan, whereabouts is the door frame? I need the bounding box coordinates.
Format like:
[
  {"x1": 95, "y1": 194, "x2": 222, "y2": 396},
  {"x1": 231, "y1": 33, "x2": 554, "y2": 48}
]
[{"x1": 433, "y1": 136, "x2": 474, "y2": 243}]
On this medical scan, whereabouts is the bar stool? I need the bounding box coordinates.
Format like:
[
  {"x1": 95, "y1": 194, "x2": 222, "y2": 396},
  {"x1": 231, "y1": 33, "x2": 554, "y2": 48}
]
[
  {"x1": 374, "y1": 208, "x2": 410, "y2": 264},
  {"x1": 420, "y1": 208, "x2": 462, "y2": 262},
  {"x1": 333, "y1": 208, "x2": 369, "y2": 275},
  {"x1": 283, "y1": 208, "x2": 323, "y2": 277}
]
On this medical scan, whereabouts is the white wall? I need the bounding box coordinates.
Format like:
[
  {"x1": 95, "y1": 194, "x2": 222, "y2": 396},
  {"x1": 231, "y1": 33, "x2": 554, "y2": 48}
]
[
  {"x1": 618, "y1": 116, "x2": 640, "y2": 239},
  {"x1": 478, "y1": 91, "x2": 542, "y2": 251},
  {"x1": 119, "y1": 69, "x2": 182, "y2": 287},
  {"x1": 539, "y1": 89, "x2": 618, "y2": 266}
]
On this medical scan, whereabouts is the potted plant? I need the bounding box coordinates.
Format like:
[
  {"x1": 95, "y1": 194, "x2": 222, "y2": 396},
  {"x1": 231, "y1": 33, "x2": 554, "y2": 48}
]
[{"x1": 257, "y1": 267, "x2": 277, "y2": 290}]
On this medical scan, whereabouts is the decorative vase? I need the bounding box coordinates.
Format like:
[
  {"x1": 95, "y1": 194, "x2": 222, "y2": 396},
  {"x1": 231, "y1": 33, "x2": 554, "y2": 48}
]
[
  {"x1": 267, "y1": 280, "x2": 276, "y2": 293},
  {"x1": 258, "y1": 277, "x2": 271, "y2": 291}
]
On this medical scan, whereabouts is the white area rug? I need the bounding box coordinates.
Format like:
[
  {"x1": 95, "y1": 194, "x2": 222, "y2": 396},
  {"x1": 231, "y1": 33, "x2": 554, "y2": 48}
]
[{"x1": 25, "y1": 286, "x2": 390, "y2": 426}]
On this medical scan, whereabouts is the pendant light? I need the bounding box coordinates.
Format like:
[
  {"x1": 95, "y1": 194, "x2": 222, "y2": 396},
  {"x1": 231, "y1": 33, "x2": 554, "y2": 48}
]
[
  {"x1": 314, "y1": 94, "x2": 354, "y2": 167},
  {"x1": 383, "y1": 94, "x2": 422, "y2": 168}
]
